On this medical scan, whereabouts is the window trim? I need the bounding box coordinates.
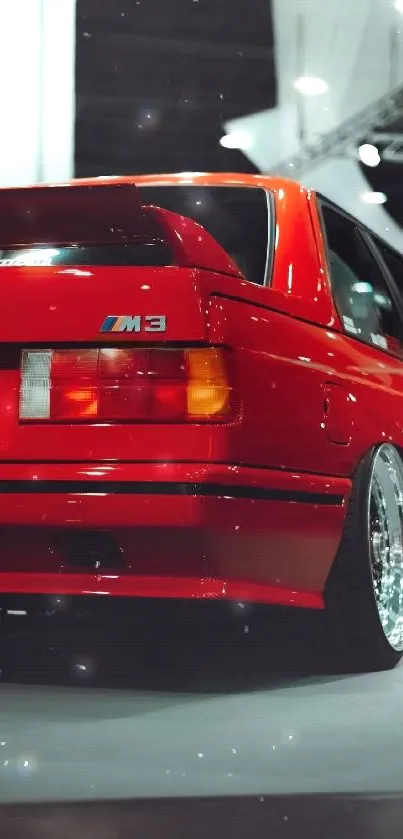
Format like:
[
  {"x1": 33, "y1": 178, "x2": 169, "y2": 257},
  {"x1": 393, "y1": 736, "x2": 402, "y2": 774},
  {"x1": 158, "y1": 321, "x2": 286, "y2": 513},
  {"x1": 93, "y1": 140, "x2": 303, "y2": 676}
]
[
  {"x1": 264, "y1": 189, "x2": 276, "y2": 288},
  {"x1": 362, "y1": 231, "x2": 403, "y2": 327},
  {"x1": 318, "y1": 196, "x2": 403, "y2": 359}
]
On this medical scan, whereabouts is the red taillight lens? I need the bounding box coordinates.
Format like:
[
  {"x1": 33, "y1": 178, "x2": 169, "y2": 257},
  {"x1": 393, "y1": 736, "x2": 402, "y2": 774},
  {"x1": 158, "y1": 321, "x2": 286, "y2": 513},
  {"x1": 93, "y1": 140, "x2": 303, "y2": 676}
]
[
  {"x1": 20, "y1": 348, "x2": 233, "y2": 423},
  {"x1": 50, "y1": 350, "x2": 99, "y2": 420}
]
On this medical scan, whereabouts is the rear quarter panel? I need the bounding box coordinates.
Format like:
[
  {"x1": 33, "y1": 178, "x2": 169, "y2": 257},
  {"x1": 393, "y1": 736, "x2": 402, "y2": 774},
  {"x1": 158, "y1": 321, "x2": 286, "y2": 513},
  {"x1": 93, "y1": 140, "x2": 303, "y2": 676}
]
[
  {"x1": 208, "y1": 294, "x2": 403, "y2": 475},
  {"x1": 204, "y1": 185, "x2": 403, "y2": 478}
]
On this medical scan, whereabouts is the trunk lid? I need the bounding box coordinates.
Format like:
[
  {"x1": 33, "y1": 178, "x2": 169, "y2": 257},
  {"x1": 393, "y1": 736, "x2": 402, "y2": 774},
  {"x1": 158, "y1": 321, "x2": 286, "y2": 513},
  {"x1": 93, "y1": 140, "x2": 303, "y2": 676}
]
[
  {"x1": 0, "y1": 264, "x2": 206, "y2": 343},
  {"x1": 0, "y1": 182, "x2": 240, "y2": 462}
]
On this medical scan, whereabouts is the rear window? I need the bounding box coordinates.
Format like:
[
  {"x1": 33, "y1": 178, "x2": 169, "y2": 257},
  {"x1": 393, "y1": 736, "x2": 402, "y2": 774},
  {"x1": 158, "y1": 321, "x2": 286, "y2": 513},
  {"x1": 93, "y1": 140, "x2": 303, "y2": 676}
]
[
  {"x1": 138, "y1": 185, "x2": 271, "y2": 286},
  {"x1": 0, "y1": 184, "x2": 172, "y2": 267},
  {"x1": 0, "y1": 184, "x2": 271, "y2": 276}
]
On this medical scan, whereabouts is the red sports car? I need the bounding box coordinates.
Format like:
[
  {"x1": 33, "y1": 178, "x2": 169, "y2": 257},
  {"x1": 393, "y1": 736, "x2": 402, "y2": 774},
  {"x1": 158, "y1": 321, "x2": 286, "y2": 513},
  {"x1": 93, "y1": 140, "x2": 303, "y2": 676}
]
[{"x1": 0, "y1": 171, "x2": 402, "y2": 671}]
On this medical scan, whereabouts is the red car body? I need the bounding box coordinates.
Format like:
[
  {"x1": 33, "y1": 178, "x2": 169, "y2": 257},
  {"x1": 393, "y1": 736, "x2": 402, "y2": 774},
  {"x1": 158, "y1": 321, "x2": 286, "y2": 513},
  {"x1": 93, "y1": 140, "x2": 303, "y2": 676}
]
[{"x1": 0, "y1": 170, "x2": 398, "y2": 613}]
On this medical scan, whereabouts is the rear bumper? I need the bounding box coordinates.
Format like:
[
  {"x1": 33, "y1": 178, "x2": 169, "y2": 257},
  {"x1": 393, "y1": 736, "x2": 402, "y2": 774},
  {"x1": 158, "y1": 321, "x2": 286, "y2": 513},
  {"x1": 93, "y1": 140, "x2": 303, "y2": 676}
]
[{"x1": 0, "y1": 462, "x2": 351, "y2": 609}]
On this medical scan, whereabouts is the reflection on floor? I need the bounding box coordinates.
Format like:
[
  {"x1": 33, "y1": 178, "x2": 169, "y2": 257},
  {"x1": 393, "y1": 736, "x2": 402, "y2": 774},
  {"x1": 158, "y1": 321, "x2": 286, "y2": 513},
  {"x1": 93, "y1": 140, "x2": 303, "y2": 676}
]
[{"x1": 0, "y1": 600, "x2": 401, "y2": 803}]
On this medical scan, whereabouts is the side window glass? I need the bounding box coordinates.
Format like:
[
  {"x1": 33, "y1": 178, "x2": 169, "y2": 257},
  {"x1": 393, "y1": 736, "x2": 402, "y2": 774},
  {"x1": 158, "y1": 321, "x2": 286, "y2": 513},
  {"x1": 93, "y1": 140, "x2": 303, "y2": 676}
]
[{"x1": 321, "y1": 204, "x2": 403, "y2": 355}]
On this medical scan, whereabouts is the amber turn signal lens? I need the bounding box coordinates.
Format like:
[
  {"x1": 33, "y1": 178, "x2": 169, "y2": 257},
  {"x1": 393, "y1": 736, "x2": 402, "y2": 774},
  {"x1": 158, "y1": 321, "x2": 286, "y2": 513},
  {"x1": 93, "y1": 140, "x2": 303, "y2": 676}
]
[{"x1": 185, "y1": 348, "x2": 232, "y2": 418}]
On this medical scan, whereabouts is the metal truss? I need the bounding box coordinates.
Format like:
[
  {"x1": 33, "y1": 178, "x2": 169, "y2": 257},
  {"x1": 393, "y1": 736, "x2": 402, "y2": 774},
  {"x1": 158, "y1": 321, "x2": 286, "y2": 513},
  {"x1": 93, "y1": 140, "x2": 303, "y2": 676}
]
[
  {"x1": 366, "y1": 132, "x2": 403, "y2": 163},
  {"x1": 271, "y1": 83, "x2": 403, "y2": 177}
]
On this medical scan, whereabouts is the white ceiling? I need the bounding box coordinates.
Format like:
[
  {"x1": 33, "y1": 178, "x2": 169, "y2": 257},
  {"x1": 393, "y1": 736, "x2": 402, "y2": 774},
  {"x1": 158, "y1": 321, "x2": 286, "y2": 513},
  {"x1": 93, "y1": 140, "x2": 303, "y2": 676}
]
[{"x1": 225, "y1": 0, "x2": 403, "y2": 249}]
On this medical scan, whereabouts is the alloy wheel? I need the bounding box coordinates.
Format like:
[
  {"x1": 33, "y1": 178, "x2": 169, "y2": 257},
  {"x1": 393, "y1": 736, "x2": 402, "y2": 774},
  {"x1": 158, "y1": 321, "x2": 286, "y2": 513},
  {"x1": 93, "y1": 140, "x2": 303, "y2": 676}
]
[{"x1": 369, "y1": 444, "x2": 403, "y2": 652}]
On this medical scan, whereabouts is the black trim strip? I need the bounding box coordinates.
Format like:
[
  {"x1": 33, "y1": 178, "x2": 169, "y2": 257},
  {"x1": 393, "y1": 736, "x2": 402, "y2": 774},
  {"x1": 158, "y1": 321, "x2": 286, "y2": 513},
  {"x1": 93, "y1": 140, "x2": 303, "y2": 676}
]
[{"x1": 0, "y1": 480, "x2": 344, "y2": 505}]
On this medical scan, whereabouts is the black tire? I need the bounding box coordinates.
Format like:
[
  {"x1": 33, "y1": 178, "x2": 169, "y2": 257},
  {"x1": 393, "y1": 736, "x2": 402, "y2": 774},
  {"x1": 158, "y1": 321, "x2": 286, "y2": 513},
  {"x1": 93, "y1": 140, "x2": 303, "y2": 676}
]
[{"x1": 324, "y1": 445, "x2": 403, "y2": 672}]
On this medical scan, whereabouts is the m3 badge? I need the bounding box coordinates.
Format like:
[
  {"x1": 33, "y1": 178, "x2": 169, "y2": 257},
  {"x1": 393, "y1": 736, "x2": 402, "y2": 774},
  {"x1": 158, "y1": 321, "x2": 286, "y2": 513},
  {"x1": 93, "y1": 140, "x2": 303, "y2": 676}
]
[{"x1": 100, "y1": 315, "x2": 167, "y2": 334}]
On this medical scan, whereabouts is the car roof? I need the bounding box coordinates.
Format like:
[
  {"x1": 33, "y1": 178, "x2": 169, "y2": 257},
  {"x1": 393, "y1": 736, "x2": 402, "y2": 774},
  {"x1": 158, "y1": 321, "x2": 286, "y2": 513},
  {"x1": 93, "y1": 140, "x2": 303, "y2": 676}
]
[{"x1": 0, "y1": 172, "x2": 303, "y2": 193}]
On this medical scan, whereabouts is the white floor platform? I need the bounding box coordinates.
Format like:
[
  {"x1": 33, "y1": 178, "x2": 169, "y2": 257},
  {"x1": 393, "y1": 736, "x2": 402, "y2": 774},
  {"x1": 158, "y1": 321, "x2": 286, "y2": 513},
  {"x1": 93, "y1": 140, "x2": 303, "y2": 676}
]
[{"x1": 0, "y1": 662, "x2": 402, "y2": 804}]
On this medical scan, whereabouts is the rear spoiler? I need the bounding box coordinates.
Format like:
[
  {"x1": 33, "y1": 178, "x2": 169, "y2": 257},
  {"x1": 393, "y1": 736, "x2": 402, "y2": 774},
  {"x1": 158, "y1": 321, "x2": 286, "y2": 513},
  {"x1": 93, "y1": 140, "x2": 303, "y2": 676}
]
[{"x1": 0, "y1": 183, "x2": 242, "y2": 277}]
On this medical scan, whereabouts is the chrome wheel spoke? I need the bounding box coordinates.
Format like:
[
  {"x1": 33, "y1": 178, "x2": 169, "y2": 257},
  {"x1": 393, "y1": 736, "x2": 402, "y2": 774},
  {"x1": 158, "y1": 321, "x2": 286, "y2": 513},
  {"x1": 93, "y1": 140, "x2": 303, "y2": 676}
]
[{"x1": 369, "y1": 445, "x2": 403, "y2": 651}]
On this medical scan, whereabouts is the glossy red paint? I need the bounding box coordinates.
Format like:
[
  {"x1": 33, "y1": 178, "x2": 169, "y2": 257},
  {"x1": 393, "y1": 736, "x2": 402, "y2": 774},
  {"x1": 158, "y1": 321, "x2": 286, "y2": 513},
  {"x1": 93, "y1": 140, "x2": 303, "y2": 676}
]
[
  {"x1": 0, "y1": 171, "x2": 394, "y2": 609},
  {"x1": 0, "y1": 464, "x2": 349, "y2": 607},
  {"x1": 143, "y1": 205, "x2": 241, "y2": 277},
  {"x1": 0, "y1": 573, "x2": 323, "y2": 609}
]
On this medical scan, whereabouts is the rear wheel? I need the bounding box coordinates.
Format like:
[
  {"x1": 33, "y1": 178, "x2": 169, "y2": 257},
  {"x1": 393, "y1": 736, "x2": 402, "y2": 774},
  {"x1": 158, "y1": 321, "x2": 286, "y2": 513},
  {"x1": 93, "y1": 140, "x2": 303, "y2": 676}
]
[{"x1": 325, "y1": 443, "x2": 403, "y2": 671}]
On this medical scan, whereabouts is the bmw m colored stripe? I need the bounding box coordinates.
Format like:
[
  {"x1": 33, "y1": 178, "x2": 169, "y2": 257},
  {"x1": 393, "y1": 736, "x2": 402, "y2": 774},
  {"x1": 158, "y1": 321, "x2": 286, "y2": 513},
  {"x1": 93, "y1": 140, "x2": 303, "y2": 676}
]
[{"x1": 100, "y1": 316, "x2": 119, "y2": 332}]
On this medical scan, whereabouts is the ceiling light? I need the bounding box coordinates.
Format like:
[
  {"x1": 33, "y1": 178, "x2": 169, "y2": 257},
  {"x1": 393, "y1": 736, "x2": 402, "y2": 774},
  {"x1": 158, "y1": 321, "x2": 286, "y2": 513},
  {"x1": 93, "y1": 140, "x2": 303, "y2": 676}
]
[
  {"x1": 395, "y1": 0, "x2": 403, "y2": 12},
  {"x1": 219, "y1": 130, "x2": 253, "y2": 151},
  {"x1": 361, "y1": 191, "x2": 387, "y2": 205},
  {"x1": 293, "y1": 76, "x2": 329, "y2": 96},
  {"x1": 358, "y1": 143, "x2": 381, "y2": 167}
]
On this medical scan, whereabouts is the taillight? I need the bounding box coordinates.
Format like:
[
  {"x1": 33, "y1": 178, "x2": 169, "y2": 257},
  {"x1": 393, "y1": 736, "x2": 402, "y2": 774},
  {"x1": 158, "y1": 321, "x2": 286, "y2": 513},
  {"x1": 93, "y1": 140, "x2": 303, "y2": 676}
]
[{"x1": 19, "y1": 347, "x2": 233, "y2": 423}]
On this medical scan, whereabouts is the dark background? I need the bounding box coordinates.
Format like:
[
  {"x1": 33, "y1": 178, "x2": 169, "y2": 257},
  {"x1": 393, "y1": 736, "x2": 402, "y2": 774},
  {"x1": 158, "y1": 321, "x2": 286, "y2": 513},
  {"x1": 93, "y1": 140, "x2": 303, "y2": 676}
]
[
  {"x1": 75, "y1": 0, "x2": 275, "y2": 178},
  {"x1": 362, "y1": 117, "x2": 403, "y2": 228}
]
